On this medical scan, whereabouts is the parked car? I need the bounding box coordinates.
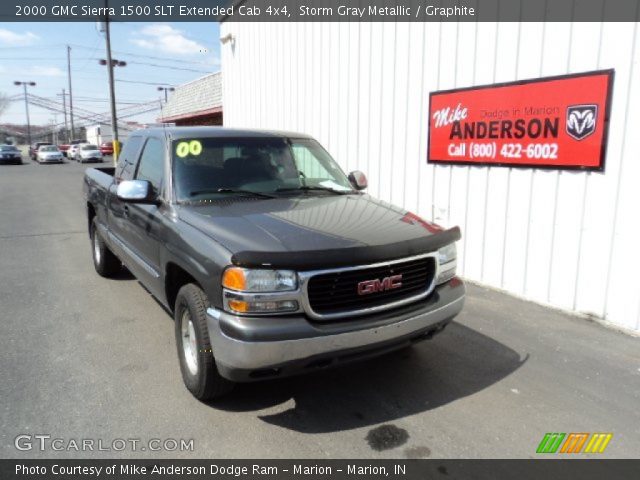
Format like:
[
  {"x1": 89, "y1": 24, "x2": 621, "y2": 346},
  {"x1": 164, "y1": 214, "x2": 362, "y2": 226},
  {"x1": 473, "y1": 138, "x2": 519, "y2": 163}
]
[
  {"x1": 0, "y1": 144, "x2": 23, "y2": 164},
  {"x1": 36, "y1": 145, "x2": 64, "y2": 164},
  {"x1": 59, "y1": 139, "x2": 85, "y2": 158},
  {"x1": 29, "y1": 142, "x2": 52, "y2": 160},
  {"x1": 67, "y1": 142, "x2": 87, "y2": 160},
  {"x1": 100, "y1": 141, "x2": 114, "y2": 156},
  {"x1": 76, "y1": 144, "x2": 103, "y2": 163},
  {"x1": 58, "y1": 144, "x2": 70, "y2": 157},
  {"x1": 83, "y1": 127, "x2": 464, "y2": 399}
]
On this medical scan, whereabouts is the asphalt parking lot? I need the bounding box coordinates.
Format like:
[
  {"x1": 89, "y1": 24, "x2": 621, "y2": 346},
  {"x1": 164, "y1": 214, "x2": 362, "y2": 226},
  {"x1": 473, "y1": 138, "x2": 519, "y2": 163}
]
[{"x1": 1, "y1": 158, "x2": 639, "y2": 459}]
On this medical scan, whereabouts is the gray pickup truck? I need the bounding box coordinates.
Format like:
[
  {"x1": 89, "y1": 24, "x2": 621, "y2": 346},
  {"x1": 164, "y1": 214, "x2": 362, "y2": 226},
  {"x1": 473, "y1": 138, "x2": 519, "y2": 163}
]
[{"x1": 84, "y1": 127, "x2": 465, "y2": 399}]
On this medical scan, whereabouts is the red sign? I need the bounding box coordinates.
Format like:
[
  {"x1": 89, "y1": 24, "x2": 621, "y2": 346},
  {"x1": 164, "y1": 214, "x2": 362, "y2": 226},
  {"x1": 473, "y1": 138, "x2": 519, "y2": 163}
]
[{"x1": 428, "y1": 70, "x2": 614, "y2": 171}]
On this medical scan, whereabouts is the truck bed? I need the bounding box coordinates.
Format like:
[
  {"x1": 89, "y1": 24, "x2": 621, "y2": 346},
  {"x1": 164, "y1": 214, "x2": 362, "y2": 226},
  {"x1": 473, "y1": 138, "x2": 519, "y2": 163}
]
[
  {"x1": 90, "y1": 166, "x2": 116, "y2": 176},
  {"x1": 83, "y1": 167, "x2": 116, "y2": 208}
]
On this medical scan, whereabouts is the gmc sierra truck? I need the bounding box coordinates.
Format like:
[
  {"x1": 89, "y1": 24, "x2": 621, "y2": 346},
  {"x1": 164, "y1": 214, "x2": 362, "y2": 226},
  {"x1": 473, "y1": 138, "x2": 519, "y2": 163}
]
[{"x1": 83, "y1": 127, "x2": 465, "y2": 399}]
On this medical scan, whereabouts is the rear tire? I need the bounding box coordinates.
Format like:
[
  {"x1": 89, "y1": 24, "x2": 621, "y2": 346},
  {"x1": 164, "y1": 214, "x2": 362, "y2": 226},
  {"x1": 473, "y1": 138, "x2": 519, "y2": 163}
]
[
  {"x1": 90, "y1": 218, "x2": 121, "y2": 277},
  {"x1": 174, "y1": 283, "x2": 234, "y2": 400}
]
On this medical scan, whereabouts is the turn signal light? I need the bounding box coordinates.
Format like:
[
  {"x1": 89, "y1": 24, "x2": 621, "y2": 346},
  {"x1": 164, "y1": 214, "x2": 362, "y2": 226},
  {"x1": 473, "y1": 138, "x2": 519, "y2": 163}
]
[
  {"x1": 227, "y1": 299, "x2": 249, "y2": 313},
  {"x1": 222, "y1": 267, "x2": 246, "y2": 291}
]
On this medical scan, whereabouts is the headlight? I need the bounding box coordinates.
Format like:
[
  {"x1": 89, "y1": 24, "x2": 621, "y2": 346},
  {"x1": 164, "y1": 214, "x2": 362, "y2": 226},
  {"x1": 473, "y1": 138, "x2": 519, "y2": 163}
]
[
  {"x1": 222, "y1": 267, "x2": 297, "y2": 292},
  {"x1": 222, "y1": 267, "x2": 299, "y2": 314},
  {"x1": 438, "y1": 243, "x2": 457, "y2": 264},
  {"x1": 436, "y1": 243, "x2": 457, "y2": 285},
  {"x1": 224, "y1": 293, "x2": 298, "y2": 314}
]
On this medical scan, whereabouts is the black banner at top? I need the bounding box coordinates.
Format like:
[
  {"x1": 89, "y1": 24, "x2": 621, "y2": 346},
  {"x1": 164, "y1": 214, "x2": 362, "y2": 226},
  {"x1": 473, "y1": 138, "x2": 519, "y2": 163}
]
[{"x1": 3, "y1": 0, "x2": 640, "y2": 22}]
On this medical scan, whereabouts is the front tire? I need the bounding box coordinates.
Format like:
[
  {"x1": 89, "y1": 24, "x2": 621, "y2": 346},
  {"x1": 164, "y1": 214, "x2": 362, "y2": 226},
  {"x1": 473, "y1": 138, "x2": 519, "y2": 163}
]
[
  {"x1": 174, "y1": 284, "x2": 234, "y2": 400},
  {"x1": 90, "y1": 218, "x2": 121, "y2": 277}
]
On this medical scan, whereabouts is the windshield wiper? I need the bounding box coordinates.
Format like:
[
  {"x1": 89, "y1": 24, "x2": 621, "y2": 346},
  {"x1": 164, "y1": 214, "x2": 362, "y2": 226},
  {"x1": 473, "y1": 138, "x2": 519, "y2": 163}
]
[
  {"x1": 190, "y1": 188, "x2": 277, "y2": 199},
  {"x1": 275, "y1": 186, "x2": 353, "y2": 195}
]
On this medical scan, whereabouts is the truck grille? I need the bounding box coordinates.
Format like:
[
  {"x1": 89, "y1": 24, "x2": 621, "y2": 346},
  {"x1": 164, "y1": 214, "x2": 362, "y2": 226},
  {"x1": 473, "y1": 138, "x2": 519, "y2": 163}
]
[{"x1": 306, "y1": 255, "x2": 437, "y2": 318}]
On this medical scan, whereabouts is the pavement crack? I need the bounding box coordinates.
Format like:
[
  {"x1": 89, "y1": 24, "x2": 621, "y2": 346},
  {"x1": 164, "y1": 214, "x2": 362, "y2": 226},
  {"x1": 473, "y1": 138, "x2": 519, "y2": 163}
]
[{"x1": 0, "y1": 230, "x2": 85, "y2": 240}]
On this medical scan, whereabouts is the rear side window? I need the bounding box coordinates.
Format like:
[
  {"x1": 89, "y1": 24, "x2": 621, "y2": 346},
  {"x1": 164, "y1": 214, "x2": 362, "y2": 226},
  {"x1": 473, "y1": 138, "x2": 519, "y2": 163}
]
[
  {"x1": 116, "y1": 136, "x2": 144, "y2": 181},
  {"x1": 135, "y1": 138, "x2": 165, "y2": 194}
]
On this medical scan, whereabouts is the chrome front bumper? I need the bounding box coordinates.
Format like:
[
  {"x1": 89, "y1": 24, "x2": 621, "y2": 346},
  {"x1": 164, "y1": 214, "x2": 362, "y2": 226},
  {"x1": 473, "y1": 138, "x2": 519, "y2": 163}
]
[{"x1": 206, "y1": 278, "x2": 465, "y2": 382}]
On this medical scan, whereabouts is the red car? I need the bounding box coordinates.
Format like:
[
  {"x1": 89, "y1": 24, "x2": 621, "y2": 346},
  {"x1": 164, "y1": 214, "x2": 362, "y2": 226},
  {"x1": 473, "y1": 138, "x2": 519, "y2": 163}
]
[
  {"x1": 58, "y1": 144, "x2": 70, "y2": 156},
  {"x1": 100, "y1": 141, "x2": 114, "y2": 156}
]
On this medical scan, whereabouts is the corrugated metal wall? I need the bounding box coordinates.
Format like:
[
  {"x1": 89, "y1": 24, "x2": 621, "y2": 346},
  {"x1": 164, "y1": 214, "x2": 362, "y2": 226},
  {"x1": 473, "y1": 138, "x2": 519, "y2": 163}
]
[{"x1": 220, "y1": 21, "x2": 640, "y2": 332}]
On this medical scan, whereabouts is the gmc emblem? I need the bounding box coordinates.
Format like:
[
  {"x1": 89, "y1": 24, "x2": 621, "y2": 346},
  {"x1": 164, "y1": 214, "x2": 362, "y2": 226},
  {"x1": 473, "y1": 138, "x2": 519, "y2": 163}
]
[{"x1": 357, "y1": 275, "x2": 403, "y2": 295}]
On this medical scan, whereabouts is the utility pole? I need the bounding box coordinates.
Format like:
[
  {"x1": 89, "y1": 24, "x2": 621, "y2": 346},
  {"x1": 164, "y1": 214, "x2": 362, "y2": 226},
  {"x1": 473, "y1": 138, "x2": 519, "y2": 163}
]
[
  {"x1": 51, "y1": 115, "x2": 58, "y2": 144},
  {"x1": 14, "y1": 81, "x2": 36, "y2": 146},
  {"x1": 67, "y1": 45, "x2": 75, "y2": 139},
  {"x1": 61, "y1": 89, "x2": 69, "y2": 143},
  {"x1": 104, "y1": 7, "x2": 119, "y2": 164}
]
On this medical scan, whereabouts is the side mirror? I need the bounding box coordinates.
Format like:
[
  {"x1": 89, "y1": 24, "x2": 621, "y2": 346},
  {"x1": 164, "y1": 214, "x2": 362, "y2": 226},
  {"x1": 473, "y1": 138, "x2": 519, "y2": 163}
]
[
  {"x1": 348, "y1": 170, "x2": 368, "y2": 190},
  {"x1": 116, "y1": 180, "x2": 156, "y2": 203}
]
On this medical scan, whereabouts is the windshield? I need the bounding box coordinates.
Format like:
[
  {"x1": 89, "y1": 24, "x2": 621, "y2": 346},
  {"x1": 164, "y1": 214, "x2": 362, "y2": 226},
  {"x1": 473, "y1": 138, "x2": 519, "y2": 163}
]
[
  {"x1": 40, "y1": 146, "x2": 58, "y2": 152},
  {"x1": 0, "y1": 146, "x2": 18, "y2": 151},
  {"x1": 172, "y1": 137, "x2": 354, "y2": 202},
  {"x1": 82, "y1": 145, "x2": 98, "y2": 150}
]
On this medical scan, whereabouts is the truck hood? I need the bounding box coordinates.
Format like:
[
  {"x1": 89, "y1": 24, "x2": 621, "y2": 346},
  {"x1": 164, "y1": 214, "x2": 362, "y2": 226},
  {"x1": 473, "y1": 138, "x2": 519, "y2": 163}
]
[{"x1": 177, "y1": 194, "x2": 460, "y2": 269}]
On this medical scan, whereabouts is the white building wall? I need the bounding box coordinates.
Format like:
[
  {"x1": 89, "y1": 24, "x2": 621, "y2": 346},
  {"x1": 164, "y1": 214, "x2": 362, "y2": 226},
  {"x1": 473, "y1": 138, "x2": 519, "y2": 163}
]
[{"x1": 221, "y1": 21, "x2": 640, "y2": 332}]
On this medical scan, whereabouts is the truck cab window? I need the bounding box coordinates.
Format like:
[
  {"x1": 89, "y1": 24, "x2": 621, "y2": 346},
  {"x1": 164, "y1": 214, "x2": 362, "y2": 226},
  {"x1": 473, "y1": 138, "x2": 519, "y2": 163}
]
[
  {"x1": 291, "y1": 144, "x2": 333, "y2": 179},
  {"x1": 115, "y1": 136, "x2": 143, "y2": 181},
  {"x1": 136, "y1": 138, "x2": 165, "y2": 194}
]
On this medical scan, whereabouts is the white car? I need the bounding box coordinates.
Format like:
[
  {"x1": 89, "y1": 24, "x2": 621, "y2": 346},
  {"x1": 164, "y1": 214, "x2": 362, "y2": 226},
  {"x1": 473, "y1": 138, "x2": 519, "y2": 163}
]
[
  {"x1": 67, "y1": 143, "x2": 83, "y2": 159},
  {"x1": 76, "y1": 144, "x2": 103, "y2": 163},
  {"x1": 36, "y1": 145, "x2": 64, "y2": 164}
]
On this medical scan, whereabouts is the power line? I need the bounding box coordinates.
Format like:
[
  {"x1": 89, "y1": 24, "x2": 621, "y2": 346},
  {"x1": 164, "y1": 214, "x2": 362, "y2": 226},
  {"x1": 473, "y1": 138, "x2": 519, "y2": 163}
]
[
  {"x1": 1, "y1": 57, "x2": 212, "y2": 74},
  {"x1": 125, "y1": 60, "x2": 210, "y2": 73},
  {"x1": 20, "y1": 74, "x2": 186, "y2": 89},
  {"x1": 0, "y1": 42, "x2": 218, "y2": 66},
  {"x1": 67, "y1": 43, "x2": 216, "y2": 66},
  {"x1": 72, "y1": 95, "x2": 149, "y2": 101},
  {"x1": 52, "y1": 72, "x2": 188, "y2": 82},
  {"x1": 67, "y1": 45, "x2": 75, "y2": 139},
  {"x1": 75, "y1": 37, "x2": 102, "y2": 71},
  {"x1": 116, "y1": 79, "x2": 176, "y2": 86},
  {"x1": 0, "y1": 44, "x2": 66, "y2": 50},
  {"x1": 0, "y1": 57, "x2": 58, "y2": 61},
  {"x1": 76, "y1": 99, "x2": 152, "y2": 103},
  {"x1": 74, "y1": 100, "x2": 147, "y2": 105}
]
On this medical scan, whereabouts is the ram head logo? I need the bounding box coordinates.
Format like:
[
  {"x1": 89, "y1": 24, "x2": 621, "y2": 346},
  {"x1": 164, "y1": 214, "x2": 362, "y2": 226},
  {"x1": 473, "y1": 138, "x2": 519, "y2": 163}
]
[{"x1": 566, "y1": 105, "x2": 597, "y2": 140}]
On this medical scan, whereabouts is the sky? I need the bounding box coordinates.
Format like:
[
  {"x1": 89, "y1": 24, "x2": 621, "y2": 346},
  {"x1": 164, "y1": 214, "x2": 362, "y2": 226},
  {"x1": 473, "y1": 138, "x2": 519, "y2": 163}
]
[{"x1": 0, "y1": 21, "x2": 221, "y2": 126}]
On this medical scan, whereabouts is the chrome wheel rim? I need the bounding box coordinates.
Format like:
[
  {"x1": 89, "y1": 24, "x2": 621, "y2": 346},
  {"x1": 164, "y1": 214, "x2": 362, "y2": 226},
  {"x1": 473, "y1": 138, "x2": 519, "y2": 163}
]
[
  {"x1": 93, "y1": 233, "x2": 101, "y2": 264},
  {"x1": 181, "y1": 310, "x2": 199, "y2": 376}
]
